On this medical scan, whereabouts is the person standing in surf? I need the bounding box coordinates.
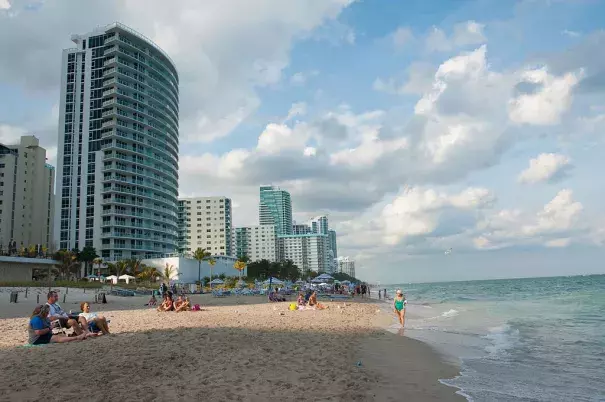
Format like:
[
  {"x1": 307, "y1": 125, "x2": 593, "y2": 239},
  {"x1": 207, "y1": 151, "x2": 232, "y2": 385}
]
[{"x1": 393, "y1": 289, "x2": 407, "y2": 327}]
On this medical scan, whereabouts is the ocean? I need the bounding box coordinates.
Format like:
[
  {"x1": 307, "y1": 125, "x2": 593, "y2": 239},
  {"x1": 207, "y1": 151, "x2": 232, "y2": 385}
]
[{"x1": 379, "y1": 274, "x2": 605, "y2": 401}]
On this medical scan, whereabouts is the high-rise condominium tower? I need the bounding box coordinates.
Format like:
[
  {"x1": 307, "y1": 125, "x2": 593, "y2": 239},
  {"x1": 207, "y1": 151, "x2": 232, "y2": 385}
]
[
  {"x1": 55, "y1": 23, "x2": 179, "y2": 261},
  {"x1": 177, "y1": 197, "x2": 232, "y2": 256},
  {"x1": 259, "y1": 185, "x2": 292, "y2": 235},
  {"x1": 0, "y1": 136, "x2": 55, "y2": 251}
]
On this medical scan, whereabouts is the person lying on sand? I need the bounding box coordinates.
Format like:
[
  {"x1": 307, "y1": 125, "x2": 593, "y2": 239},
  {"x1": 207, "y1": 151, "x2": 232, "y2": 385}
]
[
  {"x1": 157, "y1": 294, "x2": 174, "y2": 312},
  {"x1": 46, "y1": 291, "x2": 90, "y2": 336},
  {"x1": 79, "y1": 302, "x2": 110, "y2": 335},
  {"x1": 308, "y1": 291, "x2": 328, "y2": 310},
  {"x1": 29, "y1": 305, "x2": 86, "y2": 344}
]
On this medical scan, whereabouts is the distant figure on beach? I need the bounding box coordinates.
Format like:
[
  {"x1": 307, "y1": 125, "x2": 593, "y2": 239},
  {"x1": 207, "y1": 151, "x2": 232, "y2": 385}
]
[
  {"x1": 146, "y1": 295, "x2": 157, "y2": 307},
  {"x1": 157, "y1": 294, "x2": 174, "y2": 312},
  {"x1": 378, "y1": 289, "x2": 382, "y2": 300},
  {"x1": 383, "y1": 289, "x2": 387, "y2": 300},
  {"x1": 46, "y1": 291, "x2": 89, "y2": 336},
  {"x1": 174, "y1": 296, "x2": 191, "y2": 312},
  {"x1": 80, "y1": 302, "x2": 110, "y2": 335},
  {"x1": 29, "y1": 305, "x2": 86, "y2": 344},
  {"x1": 297, "y1": 292, "x2": 306, "y2": 306},
  {"x1": 308, "y1": 291, "x2": 328, "y2": 310},
  {"x1": 393, "y1": 289, "x2": 407, "y2": 327},
  {"x1": 361, "y1": 284, "x2": 367, "y2": 299}
]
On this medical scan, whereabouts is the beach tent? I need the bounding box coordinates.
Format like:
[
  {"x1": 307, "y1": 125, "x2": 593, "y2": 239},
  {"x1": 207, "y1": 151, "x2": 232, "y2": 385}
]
[
  {"x1": 263, "y1": 277, "x2": 284, "y2": 285},
  {"x1": 118, "y1": 274, "x2": 135, "y2": 284},
  {"x1": 236, "y1": 279, "x2": 246, "y2": 287},
  {"x1": 210, "y1": 278, "x2": 224, "y2": 285},
  {"x1": 106, "y1": 275, "x2": 118, "y2": 285},
  {"x1": 316, "y1": 273, "x2": 334, "y2": 281}
]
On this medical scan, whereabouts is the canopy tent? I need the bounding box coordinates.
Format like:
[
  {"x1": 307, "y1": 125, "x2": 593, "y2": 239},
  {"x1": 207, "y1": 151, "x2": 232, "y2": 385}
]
[
  {"x1": 106, "y1": 275, "x2": 118, "y2": 284},
  {"x1": 263, "y1": 277, "x2": 284, "y2": 285},
  {"x1": 315, "y1": 273, "x2": 334, "y2": 280},
  {"x1": 86, "y1": 274, "x2": 106, "y2": 281},
  {"x1": 118, "y1": 274, "x2": 136, "y2": 284},
  {"x1": 210, "y1": 278, "x2": 224, "y2": 285}
]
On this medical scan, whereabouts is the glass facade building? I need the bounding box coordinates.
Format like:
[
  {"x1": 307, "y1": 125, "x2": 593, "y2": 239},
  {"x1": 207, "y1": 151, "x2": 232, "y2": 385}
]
[
  {"x1": 55, "y1": 23, "x2": 179, "y2": 261},
  {"x1": 259, "y1": 185, "x2": 292, "y2": 235}
]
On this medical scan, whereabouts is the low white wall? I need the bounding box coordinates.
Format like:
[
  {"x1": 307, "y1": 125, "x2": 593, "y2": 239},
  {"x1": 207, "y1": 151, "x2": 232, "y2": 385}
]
[{"x1": 142, "y1": 256, "x2": 243, "y2": 284}]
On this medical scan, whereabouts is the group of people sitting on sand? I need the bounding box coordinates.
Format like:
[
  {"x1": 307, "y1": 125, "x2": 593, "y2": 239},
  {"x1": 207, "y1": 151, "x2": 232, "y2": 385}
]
[
  {"x1": 28, "y1": 291, "x2": 111, "y2": 345},
  {"x1": 155, "y1": 293, "x2": 192, "y2": 312},
  {"x1": 296, "y1": 290, "x2": 328, "y2": 310}
]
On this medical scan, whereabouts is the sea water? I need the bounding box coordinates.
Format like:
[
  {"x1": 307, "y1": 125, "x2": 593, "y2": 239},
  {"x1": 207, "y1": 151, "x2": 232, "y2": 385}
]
[{"x1": 380, "y1": 275, "x2": 605, "y2": 401}]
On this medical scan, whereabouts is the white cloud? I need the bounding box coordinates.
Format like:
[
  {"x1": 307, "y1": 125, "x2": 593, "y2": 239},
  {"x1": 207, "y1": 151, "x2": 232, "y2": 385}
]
[
  {"x1": 0, "y1": 124, "x2": 27, "y2": 144},
  {"x1": 0, "y1": 0, "x2": 354, "y2": 144},
  {"x1": 0, "y1": 0, "x2": 10, "y2": 10},
  {"x1": 290, "y1": 70, "x2": 319, "y2": 86},
  {"x1": 476, "y1": 189, "x2": 585, "y2": 249},
  {"x1": 426, "y1": 20, "x2": 486, "y2": 53},
  {"x1": 518, "y1": 153, "x2": 572, "y2": 184},
  {"x1": 373, "y1": 62, "x2": 435, "y2": 96},
  {"x1": 562, "y1": 29, "x2": 580, "y2": 38},
  {"x1": 392, "y1": 26, "x2": 414, "y2": 48},
  {"x1": 284, "y1": 102, "x2": 307, "y2": 122},
  {"x1": 508, "y1": 67, "x2": 583, "y2": 125},
  {"x1": 381, "y1": 186, "x2": 494, "y2": 245}
]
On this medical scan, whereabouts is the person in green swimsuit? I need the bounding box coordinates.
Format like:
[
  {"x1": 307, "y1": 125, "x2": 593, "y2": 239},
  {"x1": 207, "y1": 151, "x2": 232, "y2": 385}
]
[{"x1": 393, "y1": 289, "x2": 407, "y2": 327}]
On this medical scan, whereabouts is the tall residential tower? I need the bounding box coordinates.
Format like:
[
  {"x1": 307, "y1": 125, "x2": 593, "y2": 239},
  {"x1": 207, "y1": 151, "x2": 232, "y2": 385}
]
[
  {"x1": 177, "y1": 197, "x2": 232, "y2": 256},
  {"x1": 55, "y1": 23, "x2": 179, "y2": 260},
  {"x1": 0, "y1": 136, "x2": 55, "y2": 251},
  {"x1": 259, "y1": 185, "x2": 292, "y2": 235}
]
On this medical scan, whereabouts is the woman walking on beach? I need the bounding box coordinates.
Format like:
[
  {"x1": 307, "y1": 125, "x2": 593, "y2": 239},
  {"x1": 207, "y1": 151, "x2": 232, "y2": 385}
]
[{"x1": 393, "y1": 289, "x2": 407, "y2": 327}]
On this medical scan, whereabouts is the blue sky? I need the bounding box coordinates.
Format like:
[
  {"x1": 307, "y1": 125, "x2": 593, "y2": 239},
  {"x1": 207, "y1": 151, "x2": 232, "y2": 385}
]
[{"x1": 1, "y1": 0, "x2": 605, "y2": 283}]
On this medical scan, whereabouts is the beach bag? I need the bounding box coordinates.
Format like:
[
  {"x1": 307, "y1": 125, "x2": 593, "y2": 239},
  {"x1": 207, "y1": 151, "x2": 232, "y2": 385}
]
[
  {"x1": 192, "y1": 304, "x2": 201, "y2": 311},
  {"x1": 289, "y1": 303, "x2": 297, "y2": 311}
]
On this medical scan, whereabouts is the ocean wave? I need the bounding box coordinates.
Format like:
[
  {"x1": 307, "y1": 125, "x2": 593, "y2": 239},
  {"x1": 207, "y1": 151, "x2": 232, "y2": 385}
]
[
  {"x1": 483, "y1": 324, "x2": 520, "y2": 357},
  {"x1": 441, "y1": 309, "x2": 459, "y2": 318}
]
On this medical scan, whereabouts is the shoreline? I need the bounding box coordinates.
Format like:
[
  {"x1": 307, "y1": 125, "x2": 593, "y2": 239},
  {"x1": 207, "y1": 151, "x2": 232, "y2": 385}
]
[{"x1": 0, "y1": 290, "x2": 463, "y2": 401}]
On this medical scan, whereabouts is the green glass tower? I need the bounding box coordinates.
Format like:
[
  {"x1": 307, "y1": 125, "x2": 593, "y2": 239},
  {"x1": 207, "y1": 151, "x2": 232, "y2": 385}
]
[{"x1": 259, "y1": 185, "x2": 292, "y2": 235}]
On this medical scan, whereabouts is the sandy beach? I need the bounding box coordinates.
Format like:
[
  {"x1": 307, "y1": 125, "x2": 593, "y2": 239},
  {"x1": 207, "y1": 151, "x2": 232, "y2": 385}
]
[{"x1": 0, "y1": 287, "x2": 463, "y2": 401}]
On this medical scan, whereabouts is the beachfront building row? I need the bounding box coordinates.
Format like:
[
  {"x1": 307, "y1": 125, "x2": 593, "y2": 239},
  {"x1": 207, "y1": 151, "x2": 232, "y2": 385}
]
[
  {"x1": 0, "y1": 136, "x2": 55, "y2": 252},
  {"x1": 177, "y1": 197, "x2": 232, "y2": 257},
  {"x1": 54, "y1": 23, "x2": 180, "y2": 261},
  {"x1": 336, "y1": 256, "x2": 355, "y2": 278},
  {"x1": 233, "y1": 225, "x2": 277, "y2": 262}
]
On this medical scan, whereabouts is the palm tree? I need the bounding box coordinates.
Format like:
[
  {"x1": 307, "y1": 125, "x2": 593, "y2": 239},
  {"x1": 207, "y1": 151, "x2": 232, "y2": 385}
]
[
  {"x1": 93, "y1": 258, "x2": 103, "y2": 277},
  {"x1": 208, "y1": 258, "x2": 216, "y2": 289},
  {"x1": 137, "y1": 265, "x2": 160, "y2": 285},
  {"x1": 192, "y1": 247, "x2": 211, "y2": 286},
  {"x1": 79, "y1": 246, "x2": 98, "y2": 276},
  {"x1": 126, "y1": 258, "x2": 145, "y2": 278},
  {"x1": 160, "y1": 263, "x2": 177, "y2": 283},
  {"x1": 233, "y1": 260, "x2": 247, "y2": 281},
  {"x1": 53, "y1": 250, "x2": 79, "y2": 280},
  {"x1": 115, "y1": 260, "x2": 128, "y2": 277}
]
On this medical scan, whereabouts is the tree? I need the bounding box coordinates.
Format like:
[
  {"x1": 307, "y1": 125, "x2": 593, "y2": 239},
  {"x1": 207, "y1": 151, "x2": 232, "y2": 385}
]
[
  {"x1": 114, "y1": 260, "x2": 128, "y2": 277},
  {"x1": 93, "y1": 258, "x2": 103, "y2": 276},
  {"x1": 126, "y1": 258, "x2": 145, "y2": 277},
  {"x1": 53, "y1": 250, "x2": 79, "y2": 280},
  {"x1": 233, "y1": 260, "x2": 247, "y2": 280},
  {"x1": 208, "y1": 257, "x2": 216, "y2": 289},
  {"x1": 79, "y1": 246, "x2": 98, "y2": 277},
  {"x1": 137, "y1": 265, "x2": 160, "y2": 284},
  {"x1": 160, "y1": 263, "x2": 177, "y2": 283},
  {"x1": 193, "y1": 248, "x2": 212, "y2": 286}
]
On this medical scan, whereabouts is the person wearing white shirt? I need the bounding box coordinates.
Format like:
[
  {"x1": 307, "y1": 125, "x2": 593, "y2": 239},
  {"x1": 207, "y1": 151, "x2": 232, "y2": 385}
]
[{"x1": 46, "y1": 291, "x2": 89, "y2": 336}]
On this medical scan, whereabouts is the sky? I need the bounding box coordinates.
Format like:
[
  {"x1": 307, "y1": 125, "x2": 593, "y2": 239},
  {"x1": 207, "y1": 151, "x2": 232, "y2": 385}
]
[{"x1": 1, "y1": 0, "x2": 605, "y2": 283}]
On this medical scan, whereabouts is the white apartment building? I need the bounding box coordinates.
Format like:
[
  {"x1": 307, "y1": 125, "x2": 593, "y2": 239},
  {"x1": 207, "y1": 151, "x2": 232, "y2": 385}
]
[
  {"x1": 234, "y1": 225, "x2": 277, "y2": 262},
  {"x1": 0, "y1": 136, "x2": 55, "y2": 251},
  {"x1": 278, "y1": 234, "x2": 331, "y2": 274},
  {"x1": 177, "y1": 197, "x2": 232, "y2": 256},
  {"x1": 337, "y1": 256, "x2": 356, "y2": 278},
  {"x1": 55, "y1": 23, "x2": 179, "y2": 260}
]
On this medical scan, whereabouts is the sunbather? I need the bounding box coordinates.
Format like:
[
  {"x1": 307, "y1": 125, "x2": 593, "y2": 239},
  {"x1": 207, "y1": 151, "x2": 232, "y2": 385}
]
[
  {"x1": 308, "y1": 291, "x2": 328, "y2": 310},
  {"x1": 29, "y1": 305, "x2": 86, "y2": 344},
  {"x1": 46, "y1": 291, "x2": 90, "y2": 336},
  {"x1": 157, "y1": 294, "x2": 174, "y2": 312},
  {"x1": 175, "y1": 296, "x2": 191, "y2": 312},
  {"x1": 146, "y1": 295, "x2": 157, "y2": 307},
  {"x1": 297, "y1": 292, "x2": 307, "y2": 306},
  {"x1": 79, "y1": 302, "x2": 110, "y2": 335}
]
